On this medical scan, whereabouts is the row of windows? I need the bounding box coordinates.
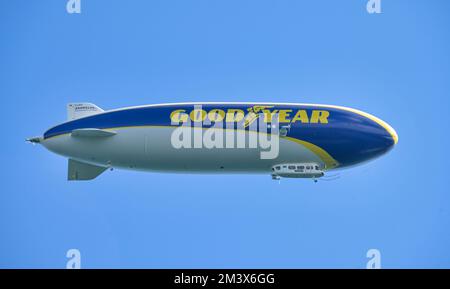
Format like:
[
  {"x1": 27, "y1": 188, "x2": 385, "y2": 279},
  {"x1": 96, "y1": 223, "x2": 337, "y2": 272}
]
[{"x1": 273, "y1": 165, "x2": 320, "y2": 171}]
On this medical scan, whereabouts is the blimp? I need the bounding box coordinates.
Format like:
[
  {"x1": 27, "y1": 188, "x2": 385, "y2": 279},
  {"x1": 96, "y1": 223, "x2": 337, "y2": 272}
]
[{"x1": 27, "y1": 102, "x2": 398, "y2": 181}]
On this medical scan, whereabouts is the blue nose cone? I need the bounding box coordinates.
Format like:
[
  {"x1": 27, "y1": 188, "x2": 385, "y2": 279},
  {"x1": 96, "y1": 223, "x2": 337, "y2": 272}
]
[
  {"x1": 372, "y1": 116, "x2": 398, "y2": 149},
  {"x1": 321, "y1": 107, "x2": 398, "y2": 168},
  {"x1": 372, "y1": 126, "x2": 397, "y2": 154},
  {"x1": 356, "y1": 112, "x2": 398, "y2": 164}
]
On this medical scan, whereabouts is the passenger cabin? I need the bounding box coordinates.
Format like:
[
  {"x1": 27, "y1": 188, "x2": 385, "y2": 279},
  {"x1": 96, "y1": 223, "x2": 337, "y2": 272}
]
[{"x1": 271, "y1": 163, "x2": 324, "y2": 179}]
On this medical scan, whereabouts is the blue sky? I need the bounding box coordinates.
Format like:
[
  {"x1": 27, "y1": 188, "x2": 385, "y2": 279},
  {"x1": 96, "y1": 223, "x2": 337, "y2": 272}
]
[{"x1": 1, "y1": 0, "x2": 450, "y2": 268}]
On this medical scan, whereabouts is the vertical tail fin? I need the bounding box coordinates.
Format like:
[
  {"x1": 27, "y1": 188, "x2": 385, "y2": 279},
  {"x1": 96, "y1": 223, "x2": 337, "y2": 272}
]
[{"x1": 67, "y1": 103, "x2": 104, "y2": 120}]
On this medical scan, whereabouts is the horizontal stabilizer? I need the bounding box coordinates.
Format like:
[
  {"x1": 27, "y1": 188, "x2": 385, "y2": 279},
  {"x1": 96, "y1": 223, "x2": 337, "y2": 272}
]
[
  {"x1": 71, "y1": 128, "x2": 116, "y2": 137},
  {"x1": 68, "y1": 159, "x2": 107, "y2": 181},
  {"x1": 67, "y1": 103, "x2": 104, "y2": 120}
]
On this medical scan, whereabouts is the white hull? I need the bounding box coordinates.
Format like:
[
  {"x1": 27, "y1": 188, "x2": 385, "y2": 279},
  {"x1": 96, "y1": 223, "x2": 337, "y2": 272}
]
[{"x1": 43, "y1": 127, "x2": 325, "y2": 173}]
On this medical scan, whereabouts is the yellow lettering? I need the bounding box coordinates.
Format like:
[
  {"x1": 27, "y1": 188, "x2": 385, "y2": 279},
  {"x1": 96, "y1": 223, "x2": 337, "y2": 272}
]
[
  {"x1": 262, "y1": 109, "x2": 278, "y2": 122},
  {"x1": 207, "y1": 109, "x2": 225, "y2": 122},
  {"x1": 226, "y1": 109, "x2": 245, "y2": 122},
  {"x1": 190, "y1": 109, "x2": 207, "y2": 122},
  {"x1": 170, "y1": 109, "x2": 189, "y2": 123},
  {"x1": 291, "y1": 110, "x2": 309, "y2": 123},
  {"x1": 278, "y1": 109, "x2": 292, "y2": 123},
  {"x1": 310, "y1": 110, "x2": 330, "y2": 124}
]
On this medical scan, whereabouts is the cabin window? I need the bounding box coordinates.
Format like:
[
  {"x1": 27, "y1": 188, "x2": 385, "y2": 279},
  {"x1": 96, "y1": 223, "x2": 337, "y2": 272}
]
[
  {"x1": 315, "y1": 165, "x2": 319, "y2": 170},
  {"x1": 299, "y1": 166, "x2": 305, "y2": 169},
  {"x1": 306, "y1": 166, "x2": 311, "y2": 169},
  {"x1": 288, "y1": 165, "x2": 296, "y2": 170},
  {"x1": 276, "y1": 166, "x2": 281, "y2": 170}
]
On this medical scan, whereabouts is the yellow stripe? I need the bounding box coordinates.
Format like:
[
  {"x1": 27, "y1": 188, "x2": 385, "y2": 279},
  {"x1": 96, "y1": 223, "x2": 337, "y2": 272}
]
[{"x1": 284, "y1": 136, "x2": 338, "y2": 170}]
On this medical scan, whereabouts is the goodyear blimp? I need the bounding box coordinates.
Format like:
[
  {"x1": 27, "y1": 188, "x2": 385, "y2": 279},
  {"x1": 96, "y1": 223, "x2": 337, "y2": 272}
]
[{"x1": 27, "y1": 102, "x2": 398, "y2": 181}]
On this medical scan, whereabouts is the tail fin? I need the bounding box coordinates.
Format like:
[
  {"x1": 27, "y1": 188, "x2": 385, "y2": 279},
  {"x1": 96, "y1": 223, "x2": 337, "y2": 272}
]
[
  {"x1": 67, "y1": 103, "x2": 104, "y2": 120},
  {"x1": 68, "y1": 159, "x2": 108, "y2": 181}
]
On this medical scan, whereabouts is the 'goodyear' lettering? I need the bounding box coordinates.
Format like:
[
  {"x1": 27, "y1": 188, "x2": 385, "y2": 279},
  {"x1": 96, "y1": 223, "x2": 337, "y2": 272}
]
[{"x1": 170, "y1": 106, "x2": 330, "y2": 124}]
